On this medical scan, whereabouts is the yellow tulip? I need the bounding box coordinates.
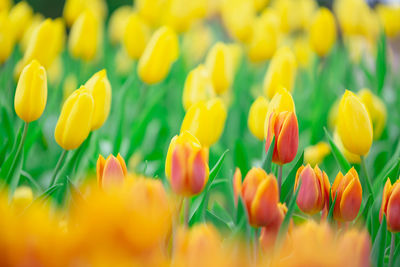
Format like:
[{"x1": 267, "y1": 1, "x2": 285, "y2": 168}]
[
  {"x1": 248, "y1": 96, "x2": 269, "y2": 140},
  {"x1": 0, "y1": 0, "x2": 11, "y2": 12},
  {"x1": 205, "y1": 42, "x2": 234, "y2": 95},
  {"x1": 182, "y1": 22, "x2": 213, "y2": 68},
  {"x1": 135, "y1": 0, "x2": 168, "y2": 26},
  {"x1": 14, "y1": 60, "x2": 47, "y2": 123},
  {"x1": 358, "y1": 89, "x2": 386, "y2": 140},
  {"x1": 47, "y1": 57, "x2": 63, "y2": 86},
  {"x1": 62, "y1": 74, "x2": 78, "y2": 103},
  {"x1": 108, "y1": 5, "x2": 132, "y2": 45},
  {"x1": 0, "y1": 11, "x2": 14, "y2": 64},
  {"x1": 334, "y1": 0, "x2": 370, "y2": 37},
  {"x1": 304, "y1": 142, "x2": 331, "y2": 166},
  {"x1": 20, "y1": 14, "x2": 44, "y2": 53},
  {"x1": 337, "y1": 90, "x2": 373, "y2": 156},
  {"x1": 63, "y1": 0, "x2": 107, "y2": 27},
  {"x1": 8, "y1": 1, "x2": 33, "y2": 41},
  {"x1": 293, "y1": 37, "x2": 314, "y2": 68},
  {"x1": 263, "y1": 46, "x2": 297, "y2": 99},
  {"x1": 115, "y1": 48, "x2": 134, "y2": 77},
  {"x1": 163, "y1": 0, "x2": 198, "y2": 33},
  {"x1": 84, "y1": 69, "x2": 112, "y2": 130},
  {"x1": 181, "y1": 98, "x2": 227, "y2": 147},
  {"x1": 182, "y1": 64, "x2": 215, "y2": 111},
  {"x1": 221, "y1": 0, "x2": 255, "y2": 42},
  {"x1": 376, "y1": 4, "x2": 400, "y2": 38},
  {"x1": 253, "y1": 0, "x2": 269, "y2": 11},
  {"x1": 247, "y1": 9, "x2": 280, "y2": 63},
  {"x1": 334, "y1": 130, "x2": 361, "y2": 164},
  {"x1": 68, "y1": 9, "x2": 99, "y2": 61},
  {"x1": 55, "y1": 86, "x2": 94, "y2": 150},
  {"x1": 138, "y1": 26, "x2": 179, "y2": 85},
  {"x1": 123, "y1": 12, "x2": 150, "y2": 60},
  {"x1": 310, "y1": 7, "x2": 337, "y2": 57}
]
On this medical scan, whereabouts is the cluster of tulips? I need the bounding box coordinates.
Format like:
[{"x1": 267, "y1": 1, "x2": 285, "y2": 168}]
[{"x1": 1, "y1": 0, "x2": 400, "y2": 266}]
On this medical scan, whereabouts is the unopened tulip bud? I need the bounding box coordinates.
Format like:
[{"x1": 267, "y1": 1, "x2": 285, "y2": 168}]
[
  {"x1": 55, "y1": 86, "x2": 94, "y2": 150},
  {"x1": 304, "y1": 142, "x2": 330, "y2": 167},
  {"x1": 8, "y1": 1, "x2": 33, "y2": 41},
  {"x1": 205, "y1": 42, "x2": 234, "y2": 95},
  {"x1": 14, "y1": 60, "x2": 47, "y2": 123},
  {"x1": 63, "y1": 0, "x2": 107, "y2": 27},
  {"x1": 0, "y1": 12, "x2": 14, "y2": 64},
  {"x1": 97, "y1": 154, "x2": 127, "y2": 188},
  {"x1": 108, "y1": 6, "x2": 131, "y2": 45},
  {"x1": 248, "y1": 96, "x2": 269, "y2": 140},
  {"x1": 265, "y1": 111, "x2": 299, "y2": 165},
  {"x1": 380, "y1": 178, "x2": 400, "y2": 232},
  {"x1": 123, "y1": 13, "x2": 150, "y2": 60},
  {"x1": 294, "y1": 165, "x2": 330, "y2": 215},
  {"x1": 84, "y1": 69, "x2": 112, "y2": 130},
  {"x1": 241, "y1": 168, "x2": 280, "y2": 227},
  {"x1": 180, "y1": 98, "x2": 227, "y2": 147},
  {"x1": 332, "y1": 167, "x2": 362, "y2": 222},
  {"x1": 182, "y1": 64, "x2": 215, "y2": 111},
  {"x1": 138, "y1": 26, "x2": 179, "y2": 84},
  {"x1": 135, "y1": 0, "x2": 167, "y2": 26},
  {"x1": 376, "y1": 4, "x2": 400, "y2": 38},
  {"x1": 182, "y1": 23, "x2": 213, "y2": 68},
  {"x1": 166, "y1": 131, "x2": 209, "y2": 196},
  {"x1": 263, "y1": 46, "x2": 297, "y2": 99},
  {"x1": 233, "y1": 167, "x2": 242, "y2": 205},
  {"x1": 337, "y1": 90, "x2": 373, "y2": 156},
  {"x1": 310, "y1": 7, "x2": 337, "y2": 57},
  {"x1": 221, "y1": 0, "x2": 255, "y2": 42},
  {"x1": 293, "y1": 37, "x2": 314, "y2": 69},
  {"x1": 68, "y1": 9, "x2": 99, "y2": 61}
]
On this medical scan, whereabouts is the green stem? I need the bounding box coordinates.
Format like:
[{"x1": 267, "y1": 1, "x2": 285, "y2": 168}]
[
  {"x1": 390, "y1": 233, "x2": 396, "y2": 267},
  {"x1": 361, "y1": 156, "x2": 373, "y2": 197},
  {"x1": 278, "y1": 165, "x2": 283, "y2": 197},
  {"x1": 50, "y1": 150, "x2": 68, "y2": 186},
  {"x1": 5, "y1": 122, "x2": 29, "y2": 183},
  {"x1": 184, "y1": 197, "x2": 190, "y2": 227}
]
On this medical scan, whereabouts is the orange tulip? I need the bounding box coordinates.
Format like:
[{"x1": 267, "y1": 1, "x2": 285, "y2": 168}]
[
  {"x1": 233, "y1": 167, "x2": 242, "y2": 205},
  {"x1": 96, "y1": 154, "x2": 127, "y2": 189},
  {"x1": 294, "y1": 164, "x2": 330, "y2": 215},
  {"x1": 265, "y1": 111, "x2": 299, "y2": 165},
  {"x1": 259, "y1": 203, "x2": 287, "y2": 250},
  {"x1": 380, "y1": 178, "x2": 400, "y2": 232},
  {"x1": 331, "y1": 167, "x2": 362, "y2": 222}
]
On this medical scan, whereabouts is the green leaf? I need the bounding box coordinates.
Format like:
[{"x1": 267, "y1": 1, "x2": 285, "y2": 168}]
[
  {"x1": 7, "y1": 149, "x2": 23, "y2": 200},
  {"x1": 0, "y1": 124, "x2": 23, "y2": 181},
  {"x1": 235, "y1": 195, "x2": 249, "y2": 234},
  {"x1": 263, "y1": 137, "x2": 275, "y2": 173},
  {"x1": 282, "y1": 152, "x2": 304, "y2": 203},
  {"x1": 376, "y1": 32, "x2": 387, "y2": 95},
  {"x1": 277, "y1": 183, "x2": 300, "y2": 242},
  {"x1": 356, "y1": 194, "x2": 373, "y2": 225},
  {"x1": 371, "y1": 216, "x2": 387, "y2": 267},
  {"x1": 208, "y1": 149, "x2": 229, "y2": 184},
  {"x1": 20, "y1": 170, "x2": 42, "y2": 192},
  {"x1": 327, "y1": 192, "x2": 337, "y2": 223},
  {"x1": 0, "y1": 140, "x2": 9, "y2": 166},
  {"x1": 206, "y1": 202, "x2": 234, "y2": 230},
  {"x1": 35, "y1": 183, "x2": 64, "y2": 203},
  {"x1": 324, "y1": 127, "x2": 351, "y2": 173},
  {"x1": 374, "y1": 158, "x2": 400, "y2": 192}
]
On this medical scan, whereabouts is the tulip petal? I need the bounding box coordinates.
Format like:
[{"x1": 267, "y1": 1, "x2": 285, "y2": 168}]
[
  {"x1": 250, "y1": 176, "x2": 279, "y2": 226},
  {"x1": 340, "y1": 176, "x2": 362, "y2": 221},
  {"x1": 188, "y1": 149, "x2": 208, "y2": 195},
  {"x1": 102, "y1": 155, "x2": 126, "y2": 188},
  {"x1": 387, "y1": 184, "x2": 400, "y2": 232},
  {"x1": 297, "y1": 165, "x2": 320, "y2": 214},
  {"x1": 171, "y1": 144, "x2": 188, "y2": 195},
  {"x1": 276, "y1": 112, "x2": 299, "y2": 164}
]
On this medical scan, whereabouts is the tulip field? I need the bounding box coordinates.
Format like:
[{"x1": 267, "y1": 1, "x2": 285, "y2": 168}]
[{"x1": 1, "y1": 0, "x2": 400, "y2": 266}]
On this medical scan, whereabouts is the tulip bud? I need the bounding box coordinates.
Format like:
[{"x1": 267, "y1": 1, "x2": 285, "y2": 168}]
[
  {"x1": 248, "y1": 96, "x2": 269, "y2": 140},
  {"x1": 182, "y1": 64, "x2": 215, "y2": 111},
  {"x1": 259, "y1": 203, "x2": 287, "y2": 250},
  {"x1": 8, "y1": 1, "x2": 33, "y2": 41},
  {"x1": 304, "y1": 142, "x2": 330, "y2": 167},
  {"x1": 309, "y1": 7, "x2": 337, "y2": 57},
  {"x1": 294, "y1": 165, "x2": 330, "y2": 215},
  {"x1": 221, "y1": 0, "x2": 255, "y2": 42},
  {"x1": 180, "y1": 98, "x2": 227, "y2": 147},
  {"x1": 108, "y1": 6, "x2": 131, "y2": 45},
  {"x1": 205, "y1": 42, "x2": 234, "y2": 95},
  {"x1": 0, "y1": 0, "x2": 11, "y2": 12},
  {"x1": 0, "y1": 12, "x2": 14, "y2": 64},
  {"x1": 165, "y1": 131, "x2": 209, "y2": 196},
  {"x1": 11, "y1": 186, "x2": 33, "y2": 213},
  {"x1": 233, "y1": 167, "x2": 242, "y2": 205},
  {"x1": 63, "y1": 0, "x2": 107, "y2": 27},
  {"x1": 55, "y1": 86, "x2": 94, "y2": 150},
  {"x1": 68, "y1": 9, "x2": 99, "y2": 61},
  {"x1": 265, "y1": 111, "x2": 299, "y2": 165},
  {"x1": 14, "y1": 60, "x2": 47, "y2": 123},
  {"x1": 123, "y1": 13, "x2": 150, "y2": 60},
  {"x1": 138, "y1": 26, "x2": 179, "y2": 85},
  {"x1": 163, "y1": 0, "x2": 198, "y2": 33},
  {"x1": 135, "y1": 0, "x2": 168, "y2": 26},
  {"x1": 380, "y1": 178, "x2": 400, "y2": 232},
  {"x1": 293, "y1": 37, "x2": 314, "y2": 69},
  {"x1": 241, "y1": 168, "x2": 280, "y2": 227},
  {"x1": 97, "y1": 154, "x2": 127, "y2": 189},
  {"x1": 337, "y1": 90, "x2": 373, "y2": 156},
  {"x1": 182, "y1": 23, "x2": 213, "y2": 68},
  {"x1": 332, "y1": 167, "x2": 362, "y2": 222},
  {"x1": 263, "y1": 46, "x2": 297, "y2": 99},
  {"x1": 376, "y1": 4, "x2": 400, "y2": 38},
  {"x1": 84, "y1": 69, "x2": 112, "y2": 130}
]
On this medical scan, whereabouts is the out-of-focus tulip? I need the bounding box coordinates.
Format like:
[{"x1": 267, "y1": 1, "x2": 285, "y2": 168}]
[
  {"x1": 337, "y1": 90, "x2": 373, "y2": 156},
  {"x1": 8, "y1": 1, "x2": 33, "y2": 41},
  {"x1": 135, "y1": 0, "x2": 167, "y2": 26},
  {"x1": 376, "y1": 4, "x2": 400, "y2": 38},
  {"x1": 263, "y1": 46, "x2": 297, "y2": 99},
  {"x1": 14, "y1": 60, "x2": 47, "y2": 123},
  {"x1": 138, "y1": 26, "x2": 179, "y2": 84},
  {"x1": 68, "y1": 9, "x2": 99, "y2": 61},
  {"x1": 293, "y1": 37, "x2": 314, "y2": 68},
  {"x1": 309, "y1": 7, "x2": 337, "y2": 57},
  {"x1": 97, "y1": 154, "x2": 127, "y2": 189},
  {"x1": 221, "y1": 0, "x2": 255, "y2": 42},
  {"x1": 332, "y1": 167, "x2": 362, "y2": 222},
  {"x1": 240, "y1": 167, "x2": 280, "y2": 227},
  {"x1": 205, "y1": 42, "x2": 234, "y2": 95},
  {"x1": 84, "y1": 69, "x2": 112, "y2": 130},
  {"x1": 247, "y1": 9, "x2": 280, "y2": 63},
  {"x1": 266, "y1": 87, "x2": 295, "y2": 115},
  {"x1": 182, "y1": 23, "x2": 213, "y2": 68},
  {"x1": 380, "y1": 178, "x2": 400, "y2": 232},
  {"x1": 62, "y1": 74, "x2": 77, "y2": 103},
  {"x1": 338, "y1": 229, "x2": 371, "y2": 267},
  {"x1": 180, "y1": 98, "x2": 227, "y2": 147},
  {"x1": 55, "y1": 86, "x2": 94, "y2": 150},
  {"x1": 63, "y1": 0, "x2": 107, "y2": 27},
  {"x1": 47, "y1": 57, "x2": 63, "y2": 86},
  {"x1": 248, "y1": 96, "x2": 269, "y2": 140},
  {"x1": 123, "y1": 13, "x2": 150, "y2": 60},
  {"x1": 233, "y1": 167, "x2": 242, "y2": 205},
  {"x1": 228, "y1": 43, "x2": 243, "y2": 73},
  {"x1": 20, "y1": 14, "x2": 44, "y2": 53},
  {"x1": 165, "y1": 131, "x2": 209, "y2": 196},
  {"x1": 253, "y1": 0, "x2": 269, "y2": 11},
  {"x1": 11, "y1": 186, "x2": 33, "y2": 213},
  {"x1": 294, "y1": 164, "x2": 330, "y2": 215},
  {"x1": 108, "y1": 6, "x2": 131, "y2": 45},
  {"x1": 114, "y1": 48, "x2": 134, "y2": 77},
  {"x1": 265, "y1": 110, "x2": 299, "y2": 165},
  {"x1": 358, "y1": 89, "x2": 386, "y2": 140},
  {"x1": 163, "y1": 0, "x2": 199, "y2": 33},
  {"x1": 0, "y1": 11, "x2": 14, "y2": 64},
  {"x1": 334, "y1": 0, "x2": 369, "y2": 36},
  {"x1": 259, "y1": 203, "x2": 287, "y2": 250},
  {"x1": 182, "y1": 65, "x2": 215, "y2": 111},
  {"x1": 0, "y1": 0, "x2": 11, "y2": 12},
  {"x1": 304, "y1": 142, "x2": 330, "y2": 166}
]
